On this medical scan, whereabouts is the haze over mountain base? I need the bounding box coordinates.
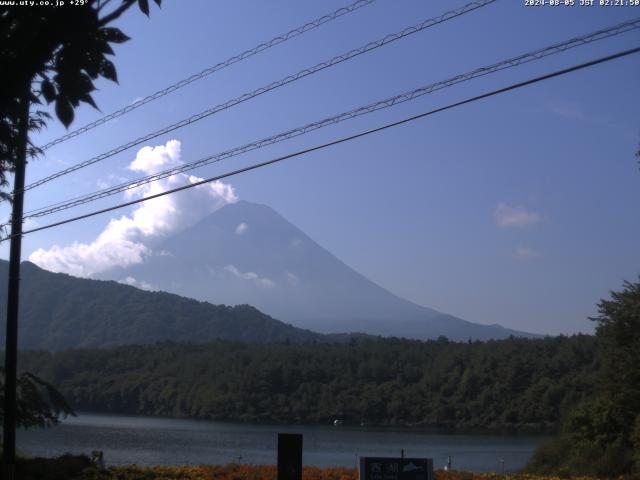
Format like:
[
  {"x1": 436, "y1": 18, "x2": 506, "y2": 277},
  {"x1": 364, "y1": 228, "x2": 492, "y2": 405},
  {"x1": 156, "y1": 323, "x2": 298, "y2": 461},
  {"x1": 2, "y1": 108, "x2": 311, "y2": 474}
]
[{"x1": 95, "y1": 200, "x2": 537, "y2": 341}]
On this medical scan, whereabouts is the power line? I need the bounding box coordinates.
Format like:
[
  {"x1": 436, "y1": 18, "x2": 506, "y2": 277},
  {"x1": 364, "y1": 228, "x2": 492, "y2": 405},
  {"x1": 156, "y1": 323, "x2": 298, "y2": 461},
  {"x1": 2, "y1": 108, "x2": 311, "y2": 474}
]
[
  {"x1": 18, "y1": 0, "x2": 496, "y2": 195},
  {"x1": 38, "y1": 0, "x2": 379, "y2": 151},
  {"x1": 6, "y1": 45, "x2": 638, "y2": 242},
  {"x1": 19, "y1": 17, "x2": 640, "y2": 221}
]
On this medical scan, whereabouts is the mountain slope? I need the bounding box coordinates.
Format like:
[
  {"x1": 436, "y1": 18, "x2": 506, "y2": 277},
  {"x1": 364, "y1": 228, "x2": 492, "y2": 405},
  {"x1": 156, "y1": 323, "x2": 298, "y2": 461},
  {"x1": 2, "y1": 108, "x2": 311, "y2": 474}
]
[
  {"x1": 0, "y1": 260, "x2": 323, "y2": 350},
  {"x1": 101, "y1": 200, "x2": 536, "y2": 341}
]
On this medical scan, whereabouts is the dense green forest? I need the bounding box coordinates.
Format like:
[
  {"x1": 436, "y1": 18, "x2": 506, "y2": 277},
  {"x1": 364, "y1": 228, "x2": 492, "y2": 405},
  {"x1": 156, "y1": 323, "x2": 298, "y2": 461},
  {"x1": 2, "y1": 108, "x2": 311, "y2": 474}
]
[{"x1": 19, "y1": 335, "x2": 597, "y2": 431}]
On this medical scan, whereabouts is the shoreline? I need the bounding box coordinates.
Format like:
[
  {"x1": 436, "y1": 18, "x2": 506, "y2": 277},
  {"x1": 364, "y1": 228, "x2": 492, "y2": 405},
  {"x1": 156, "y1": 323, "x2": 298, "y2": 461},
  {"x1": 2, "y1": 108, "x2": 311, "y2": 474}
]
[{"x1": 59, "y1": 410, "x2": 557, "y2": 436}]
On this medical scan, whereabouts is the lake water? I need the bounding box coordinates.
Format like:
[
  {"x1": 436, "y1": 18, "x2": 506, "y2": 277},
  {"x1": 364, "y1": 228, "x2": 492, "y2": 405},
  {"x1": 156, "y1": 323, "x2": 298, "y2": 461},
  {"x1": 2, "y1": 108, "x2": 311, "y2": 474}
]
[{"x1": 17, "y1": 413, "x2": 546, "y2": 473}]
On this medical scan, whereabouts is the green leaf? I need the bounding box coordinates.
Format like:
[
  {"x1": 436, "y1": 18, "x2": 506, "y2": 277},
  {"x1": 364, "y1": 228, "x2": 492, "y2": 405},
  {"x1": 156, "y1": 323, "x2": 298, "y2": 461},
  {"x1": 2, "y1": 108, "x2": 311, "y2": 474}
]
[
  {"x1": 138, "y1": 0, "x2": 149, "y2": 16},
  {"x1": 99, "y1": 58, "x2": 118, "y2": 83},
  {"x1": 79, "y1": 93, "x2": 99, "y2": 110},
  {"x1": 75, "y1": 72, "x2": 96, "y2": 93},
  {"x1": 55, "y1": 96, "x2": 74, "y2": 128},
  {"x1": 153, "y1": 0, "x2": 161, "y2": 6},
  {"x1": 41, "y1": 78, "x2": 56, "y2": 104},
  {"x1": 96, "y1": 39, "x2": 114, "y2": 55},
  {"x1": 101, "y1": 27, "x2": 130, "y2": 44},
  {"x1": 83, "y1": 52, "x2": 101, "y2": 79}
]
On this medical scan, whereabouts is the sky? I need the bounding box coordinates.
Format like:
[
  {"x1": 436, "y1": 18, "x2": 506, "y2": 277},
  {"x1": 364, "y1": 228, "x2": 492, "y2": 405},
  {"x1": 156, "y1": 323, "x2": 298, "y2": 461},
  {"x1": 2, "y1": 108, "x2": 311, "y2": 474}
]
[{"x1": 2, "y1": 0, "x2": 639, "y2": 335}]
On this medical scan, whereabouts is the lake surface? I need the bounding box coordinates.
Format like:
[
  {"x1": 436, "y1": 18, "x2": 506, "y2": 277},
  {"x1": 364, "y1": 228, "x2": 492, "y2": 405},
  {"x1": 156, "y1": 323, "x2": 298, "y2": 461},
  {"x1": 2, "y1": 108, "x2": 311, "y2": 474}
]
[{"x1": 17, "y1": 413, "x2": 546, "y2": 472}]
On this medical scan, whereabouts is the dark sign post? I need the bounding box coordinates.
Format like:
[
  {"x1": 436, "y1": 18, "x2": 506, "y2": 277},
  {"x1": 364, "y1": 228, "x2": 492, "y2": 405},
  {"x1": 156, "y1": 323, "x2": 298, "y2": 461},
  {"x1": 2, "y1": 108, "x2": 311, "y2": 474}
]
[
  {"x1": 359, "y1": 457, "x2": 434, "y2": 480},
  {"x1": 277, "y1": 433, "x2": 303, "y2": 480}
]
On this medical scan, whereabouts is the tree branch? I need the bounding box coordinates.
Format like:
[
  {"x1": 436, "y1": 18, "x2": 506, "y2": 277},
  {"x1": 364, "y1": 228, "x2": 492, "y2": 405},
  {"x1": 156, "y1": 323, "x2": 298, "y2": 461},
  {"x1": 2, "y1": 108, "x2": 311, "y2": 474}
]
[{"x1": 97, "y1": 0, "x2": 136, "y2": 26}]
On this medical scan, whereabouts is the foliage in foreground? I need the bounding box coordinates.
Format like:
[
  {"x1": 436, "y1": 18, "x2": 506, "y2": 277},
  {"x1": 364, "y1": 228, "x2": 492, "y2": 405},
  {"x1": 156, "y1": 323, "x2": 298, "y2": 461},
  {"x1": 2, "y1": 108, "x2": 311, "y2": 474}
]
[
  {"x1": 10, "y1": 459, "x2": 624, "y2": 480},
  {"x1": 527, "y1": 279, "x2": 640, "y2": 477},
  {"x1": 0, "y1": 366, "x2": 74, "y2": 429},
  {"x1": 11, "y1": 454, "x2": 92, "y2": 480},
  {"x1": 0, "y1": 0, "x2": 161, "y2": 198}
]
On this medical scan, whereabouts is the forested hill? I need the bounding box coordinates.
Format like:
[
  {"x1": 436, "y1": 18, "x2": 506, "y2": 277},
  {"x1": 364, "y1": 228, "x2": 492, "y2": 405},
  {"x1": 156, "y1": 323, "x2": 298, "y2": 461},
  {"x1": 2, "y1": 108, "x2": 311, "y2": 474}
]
[
  {"x1": 0, "y1": 261, "x2": 324, "y2": 349},
  {"x1": 20, "y1": 335, "x2": 598, "y2": 431}
]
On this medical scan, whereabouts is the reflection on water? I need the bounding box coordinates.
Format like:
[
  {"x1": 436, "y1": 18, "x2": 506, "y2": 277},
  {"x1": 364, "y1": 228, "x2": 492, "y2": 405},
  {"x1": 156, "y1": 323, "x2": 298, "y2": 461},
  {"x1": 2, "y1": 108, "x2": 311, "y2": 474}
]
[{"x1": 17, "y1": 413, "x2": 546, "y2": 472}]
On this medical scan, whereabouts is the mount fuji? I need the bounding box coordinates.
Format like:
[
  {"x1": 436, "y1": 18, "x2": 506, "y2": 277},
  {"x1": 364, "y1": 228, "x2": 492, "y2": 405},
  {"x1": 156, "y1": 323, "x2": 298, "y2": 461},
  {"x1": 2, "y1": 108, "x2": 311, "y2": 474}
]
[{"x1": 99, "y1": 200, "x2": 536, "y2": 341}]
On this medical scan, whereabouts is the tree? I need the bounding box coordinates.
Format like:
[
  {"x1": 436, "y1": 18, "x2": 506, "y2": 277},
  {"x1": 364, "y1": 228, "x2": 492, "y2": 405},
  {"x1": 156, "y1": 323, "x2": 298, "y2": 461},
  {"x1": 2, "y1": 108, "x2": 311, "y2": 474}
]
[
  {"x1": 0, "y1": 0, "x2": 161, "y2": 195},
  {"x1": 1, "y1": 1, "x2": 162, "y2": 475},
  {"x1": 0, "y1": 367, "x2": 74, "y2": 430},
  {"x1": 528, "y1": 278, "x2": 640, "y2": 477},
  {"x1": 593, "y1": 279, "x2": 640, "y2": 410},
  {"x1": 592, "y1": 278, "x2": 640, "y2": 473}
]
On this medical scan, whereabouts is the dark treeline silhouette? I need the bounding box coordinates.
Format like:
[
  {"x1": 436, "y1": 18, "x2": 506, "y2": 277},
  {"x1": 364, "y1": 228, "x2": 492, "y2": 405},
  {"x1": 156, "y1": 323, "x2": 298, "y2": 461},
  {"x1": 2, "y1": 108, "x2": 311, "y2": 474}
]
[{"x1": 19, "y1": 335, "x2": 597, "y2": 431}]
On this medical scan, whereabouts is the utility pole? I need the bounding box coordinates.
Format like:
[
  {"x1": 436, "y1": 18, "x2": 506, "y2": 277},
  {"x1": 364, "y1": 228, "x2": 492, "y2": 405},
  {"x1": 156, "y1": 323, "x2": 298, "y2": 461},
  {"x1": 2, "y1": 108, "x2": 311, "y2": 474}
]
[{"x1": 2, "y1": 87, "x2": 30, "y2": 480}]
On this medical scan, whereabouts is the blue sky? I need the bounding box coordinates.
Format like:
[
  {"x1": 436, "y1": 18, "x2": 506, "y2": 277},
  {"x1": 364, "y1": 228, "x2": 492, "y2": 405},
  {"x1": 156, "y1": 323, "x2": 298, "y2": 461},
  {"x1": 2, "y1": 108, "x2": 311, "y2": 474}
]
[{"x1": 2, "y1": 0, "x2": 639, "y2": 335}]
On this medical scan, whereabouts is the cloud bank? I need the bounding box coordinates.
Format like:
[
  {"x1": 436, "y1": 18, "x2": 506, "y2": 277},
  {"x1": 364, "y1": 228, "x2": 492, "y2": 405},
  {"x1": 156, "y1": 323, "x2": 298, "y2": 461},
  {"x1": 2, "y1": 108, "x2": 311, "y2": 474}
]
[
  {"x1": 235, "y1": 222, "x2": 249, "y2": 235},
  {"x1": 224, "y1": 264, "x2": 275, "y2": 289},
  {"x1": 29, "y1": 140, "x2": 237, "y2": 277},
  {"x1": 119, "y1": 276, "x2": 159, "y2": 291},
  {"x1": 513, "y1": 246, "x2": 540, "y2": 260},
  {"x1": 495, "y1": 203, "x2": 540, "y2": 228}
]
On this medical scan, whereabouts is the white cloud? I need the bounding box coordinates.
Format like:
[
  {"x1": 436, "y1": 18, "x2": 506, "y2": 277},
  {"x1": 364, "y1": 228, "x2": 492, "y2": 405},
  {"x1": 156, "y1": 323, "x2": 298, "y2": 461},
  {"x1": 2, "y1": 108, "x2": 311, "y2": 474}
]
[
  {"x1": 513, "y1": 246, "x2": 541, "y2": 260},
  {"x1": 96, "y1": 173, "x2": 130, "y2": 190},
  {"x1": 224, "y1": 264, "x2": 275, "y2": 288},
  {"x1": 29, "y1": 231, "x2": 151, "y2": 278},
  {"x1": 495, "y1": 203, "x2": 540, "y2": 228},
  {"x1": 29, "y1": 140, "x2": 237, "y2": 277},
  {"x1": 119, "y1": 276, "x2": 158, "y2": 291},
  {"x1": 235, "y1": 222, "x2": 248, "y2": 235},
  {"x1": 42, "y1": 153, "x2": 70, "y2": 168},
  {"x1": 286, "y1": 271, "x2": 301, "y2": 286},
  {"x1": 548, "y1": 101, "x2": 592, "y2": 122},
  {"x1": 23, "y1": 218, "x2": 39, "y2": 231}
]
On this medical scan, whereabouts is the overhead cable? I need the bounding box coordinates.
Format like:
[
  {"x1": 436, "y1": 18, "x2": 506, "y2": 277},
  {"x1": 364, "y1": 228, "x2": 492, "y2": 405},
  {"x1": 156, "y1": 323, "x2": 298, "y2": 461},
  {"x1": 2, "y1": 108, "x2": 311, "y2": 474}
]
[
  {"x1": 20, "y1": 17, "x2": 640, "y2": 221},
  {"x1": 19, "y1": 0, "x2": 496, "y2": 194},
  {"x1": 38, "y1": 0, "x2": 379, "y2": 151},
  {"x1": 5, "y1": 45, "x2": 638, "y2": 242}
]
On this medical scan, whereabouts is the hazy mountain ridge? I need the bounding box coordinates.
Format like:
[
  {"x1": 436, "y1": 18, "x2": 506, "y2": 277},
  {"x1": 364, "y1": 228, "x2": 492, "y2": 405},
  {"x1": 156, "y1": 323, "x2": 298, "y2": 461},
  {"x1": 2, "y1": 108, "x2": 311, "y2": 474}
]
[
  {"x1": 6, "y1": 201, "x2": 538, "y2": 347},
  {"x1": 0, "y1": 260, "x2": 327, "y2": 350},
  {"x1": 101, "y1": 200, "x2": 538, "y2": 341}
]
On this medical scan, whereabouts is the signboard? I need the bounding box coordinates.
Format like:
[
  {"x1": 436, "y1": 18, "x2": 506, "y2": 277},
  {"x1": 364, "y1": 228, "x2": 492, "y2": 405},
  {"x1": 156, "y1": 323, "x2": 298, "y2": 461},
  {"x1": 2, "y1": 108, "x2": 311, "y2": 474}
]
[
  {"x1": 359, "y1": 457, "x2": 434, "y2": 480},
  {"x1": 277, "y1": 433, "x2": 303, "y2": 480}
]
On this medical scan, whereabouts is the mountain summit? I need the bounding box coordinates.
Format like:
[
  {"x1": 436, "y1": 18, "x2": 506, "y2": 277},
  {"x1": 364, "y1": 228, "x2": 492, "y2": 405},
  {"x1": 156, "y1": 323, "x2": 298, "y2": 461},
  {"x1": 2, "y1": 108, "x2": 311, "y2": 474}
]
[{"x1": 101, "y1": 200, "x2": 535, "y2": 341}]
